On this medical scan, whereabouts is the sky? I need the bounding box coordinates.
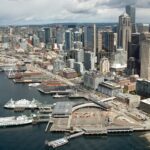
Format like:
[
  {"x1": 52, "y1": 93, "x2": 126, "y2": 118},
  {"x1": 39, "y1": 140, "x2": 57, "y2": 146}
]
[{"x1": 0, "y1": 0, "x2": 150, "y2": 25}]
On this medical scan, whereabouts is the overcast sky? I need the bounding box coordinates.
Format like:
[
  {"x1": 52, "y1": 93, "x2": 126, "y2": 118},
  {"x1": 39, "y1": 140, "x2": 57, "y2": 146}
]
[{"x1": 0, "y1": 0, "x2": 150, "y2": 25}]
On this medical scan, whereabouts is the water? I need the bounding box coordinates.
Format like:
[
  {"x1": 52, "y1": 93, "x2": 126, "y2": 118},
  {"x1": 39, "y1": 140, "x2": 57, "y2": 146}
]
[{"x1": 0, "y1": 72, "x2": 150, "y2": 150}]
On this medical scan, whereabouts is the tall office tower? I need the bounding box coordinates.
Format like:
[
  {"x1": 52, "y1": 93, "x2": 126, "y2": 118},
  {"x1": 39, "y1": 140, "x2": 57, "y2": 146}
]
[
  {"x1": 74, "y1": 31, "x2": 82, "y2": 42},
  {"x1": 84, "y1": 51, "x2": 95, "y2": 71},
  {"x1": 140, "y1": 32, "x2": 150, "y2": 41},
  {"x1": 130, "y1": 33, "x2": 140, "y2": 59},
  {"x1": 97, "y1": 30, "x2": 103, "y2": 53},
  {"x1": 94, "y1": 24, "x2": 96, "y2": 56},
  {"x1": 118, "y1": 13, "x2": 132, "y2": 53},
  {"x1": 56, "y1": 27, "x2": 65, "y2": 44},
  {"x1": 70, "y1": 49, "x2": 84, "y2": 63},
  {"x1": 83, "y1": 24, "x2": 96, "y2": 55},
  {"x1": 65, "y1": 30, "x2": 74, "y2": 51},
  {"x1": 140, "y1": 39, "x2": 150, "y2": 80},
  {"x1": 126, "y1": 5, "x2": 136, "y2": 33},
  {"x1": 103, "y1": 31, "x2": 116, "y2": 54},
  {"x1": 129, "y1": 33, "x2": 141, "y2": 74},
  {"x1": 127, "y1": 57, "x2": 136, "y2": 75},
  {"x1": 38, "y1": 29, "x2": 45, "y2": 43},
  {"x1": 43, "y1": 27, "x2": 50, "y2": 44},
  {"x1": 137, "y1": 23, "x2": 149, "y2": 33},
  {"x1": 32, "y1": 34, "x2": 40, "y2": 47}
]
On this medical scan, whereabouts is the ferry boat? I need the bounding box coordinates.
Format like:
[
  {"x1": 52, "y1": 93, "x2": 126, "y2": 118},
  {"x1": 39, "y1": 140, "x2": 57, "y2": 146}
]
[
  {"x1": 46, "y1": 137, "x2": 68, "y2": 148},
  {"x1": 4, "y1": 98, "x2": 40, "y2": 109},
  {"x1": 0, "y1": 115, "x2": 32, "y2": 127},
  {"x1": 53, "y1": 93, "x2": 66, "y2": 98},
  {"x1": 28, "y1": 83, "x2": 40, "y2": 87}
]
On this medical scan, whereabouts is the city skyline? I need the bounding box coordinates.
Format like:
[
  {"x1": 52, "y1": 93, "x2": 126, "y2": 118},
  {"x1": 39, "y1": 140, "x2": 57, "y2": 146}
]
[{"x1": 0, "y1": 0, "x2": 150, "y2": 25}]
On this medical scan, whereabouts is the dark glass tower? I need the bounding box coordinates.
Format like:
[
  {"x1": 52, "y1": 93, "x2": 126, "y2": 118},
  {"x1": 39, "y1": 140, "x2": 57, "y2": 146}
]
[{"x1": 126, "y1": 5, "x2": 136, "y2": 33}]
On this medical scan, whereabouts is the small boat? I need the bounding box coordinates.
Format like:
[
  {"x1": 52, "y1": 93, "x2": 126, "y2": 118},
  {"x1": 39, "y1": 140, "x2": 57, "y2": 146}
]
[
  {"x1": 53, "y1": 93, "x2": 66, "y2": 98},
  {"x1": 28, "y1": 83, "x2": 40, "y2": 87}
]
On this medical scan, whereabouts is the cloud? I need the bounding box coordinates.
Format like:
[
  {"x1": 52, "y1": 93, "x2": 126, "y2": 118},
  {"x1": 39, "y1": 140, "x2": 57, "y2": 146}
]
[{"x1": 0, "y1": 0, "x2": 149, "y2": 25}]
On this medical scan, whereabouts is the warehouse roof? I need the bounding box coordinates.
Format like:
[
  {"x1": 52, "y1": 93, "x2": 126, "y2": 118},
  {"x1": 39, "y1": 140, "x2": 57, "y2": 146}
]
[{"x1": 52, "y1": 102, "x2": 73, "y2": 116}]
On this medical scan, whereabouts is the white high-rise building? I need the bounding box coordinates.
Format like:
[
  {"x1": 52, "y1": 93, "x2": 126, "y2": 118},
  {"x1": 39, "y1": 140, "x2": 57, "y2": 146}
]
[
  {"x1": 140, "y1": 39, "x2": 150, "y2": 80},
  {"x1": 118, "y1": 13, "x2": 132, "y2": 52}
]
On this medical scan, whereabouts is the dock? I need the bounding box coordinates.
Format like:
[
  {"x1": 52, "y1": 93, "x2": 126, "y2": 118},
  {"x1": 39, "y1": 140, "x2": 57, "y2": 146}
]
[
  {"x1": 32, "y1": 113, "x2": 53, "y2": 124},
  {"x1": 46, "y1": 131, "x2": 84, "y2": 148},
  {"x1": 38, "y1": 88, "x2": 73, "y2": 95}
]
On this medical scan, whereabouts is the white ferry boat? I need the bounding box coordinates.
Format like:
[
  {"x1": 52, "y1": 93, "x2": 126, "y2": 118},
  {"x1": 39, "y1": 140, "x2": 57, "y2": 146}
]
[
  {"x1": 53, "y1": 93, "x2": 66, "y2": 98},
  {"x1": 0, "y1": 115, "x2": 32, "y2": 127},
  {"x1": 28, "y1": 83, "x2": 40, "y2": 87},
  {"x1": 46, "y1": 137, "x2": 68, "y2": 148},
  {"x1": 4, "y1": 98, "x2": 40, "y2": 109}
]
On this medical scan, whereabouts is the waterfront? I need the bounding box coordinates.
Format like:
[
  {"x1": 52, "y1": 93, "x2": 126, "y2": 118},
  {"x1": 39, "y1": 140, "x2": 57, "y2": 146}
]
[{"x1": 0, "y1": 72, "x2": 150, "y2": 150}]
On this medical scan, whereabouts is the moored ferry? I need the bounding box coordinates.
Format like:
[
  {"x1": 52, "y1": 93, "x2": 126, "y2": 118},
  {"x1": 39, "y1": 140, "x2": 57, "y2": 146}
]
[
  {"x1": 0, "y1": 115, "x2": 32, "y2": 127},
  {"x1": 4, "y1": 98, "x2": 40, "y2": 109}
]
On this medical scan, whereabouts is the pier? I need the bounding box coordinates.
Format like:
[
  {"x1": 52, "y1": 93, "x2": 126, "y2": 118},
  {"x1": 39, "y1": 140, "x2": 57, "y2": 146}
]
[
  {"x1": 107, "y1": 127, "x2": 133, "y2": 133},
  {"x1": 32, "y1": 113, "x2": 53, "y2": 124},
  {"x1": 38, "y1": 105, "x2": 52, "y2": 113},
  {"x1": 46, "y1": 131, "x2": 85, "y2": 148},
  {"x1": 38, "y1": 88, "x2": 73, "y2": 95}
]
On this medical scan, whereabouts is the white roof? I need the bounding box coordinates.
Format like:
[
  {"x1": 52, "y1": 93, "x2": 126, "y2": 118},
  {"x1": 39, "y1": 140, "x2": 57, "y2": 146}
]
[{"x1": 141, "y1": 98, "x2": 150, "y2": 105}]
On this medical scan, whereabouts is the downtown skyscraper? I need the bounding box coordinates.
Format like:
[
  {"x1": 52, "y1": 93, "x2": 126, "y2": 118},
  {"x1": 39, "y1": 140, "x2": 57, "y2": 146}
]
[
  {"x1": 126, "y1": 5, "x2": 136, "y2": 33},
  {"x1": 118, "y1": 12, "x2": 132, "y2": 52}
]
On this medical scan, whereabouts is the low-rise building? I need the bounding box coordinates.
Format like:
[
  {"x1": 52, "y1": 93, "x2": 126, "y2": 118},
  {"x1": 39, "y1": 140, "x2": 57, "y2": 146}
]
[
  {"x1": 115, "y1": 76, "x2": 130, "y2": 88},
  {"x1": 52, "y1": 102, "x2": 73, "y2": 118},
  {"x1": 83, "y1": 71, "x2": 104, "y2": 90},
  {"x1": 136, "y1": 79, "x2": 150, "y2": 97},
  {"x1": 116, "y1": 93, "x2": 140, "y2": 108},
  {"x1": 130, "y1": 74, "x2": 139, "y2": 82},
  {"x1": 62, "y1": 68, "x2": 78, "y2": 79},
  {"x1": 124, "y1": 82, "x2": 136, "y2": 92},
  {"x1": 98, "y1": 81, "x2": 123, "y2": 96},
  {"x1": 139, "y1": 98, "x2": 150, "y2": 113}
]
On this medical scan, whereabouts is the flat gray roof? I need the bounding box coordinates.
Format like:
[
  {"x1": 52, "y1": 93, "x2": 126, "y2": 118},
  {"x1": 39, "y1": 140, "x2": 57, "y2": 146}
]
[{"x1": 52, "y1": 102, "x2": 73, "y2": 115}]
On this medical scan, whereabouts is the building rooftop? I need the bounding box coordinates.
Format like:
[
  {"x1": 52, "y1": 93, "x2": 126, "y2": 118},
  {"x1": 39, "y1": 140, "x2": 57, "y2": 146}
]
[
  {"x1": 52, "y1": 102, "x2": 73, "y2": 116},
  {"x1": 120, "y1": 12, "x2": 129, "y2": 17},
  {"x1": 141, "y1": 98, "x2": 150, "y2": 105},
  {"x1": 117, "y1": 93, "x2": 140, "y2": 100},
  {"x1": 137, "y1": 79, "x2": 150, "y2": 83},
  {"x1": 63, "y1": 68, "x2": 76, "y2": 73},
  {"x1": 99, "y1": 81, "x2": 121, "y2": 90}
]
